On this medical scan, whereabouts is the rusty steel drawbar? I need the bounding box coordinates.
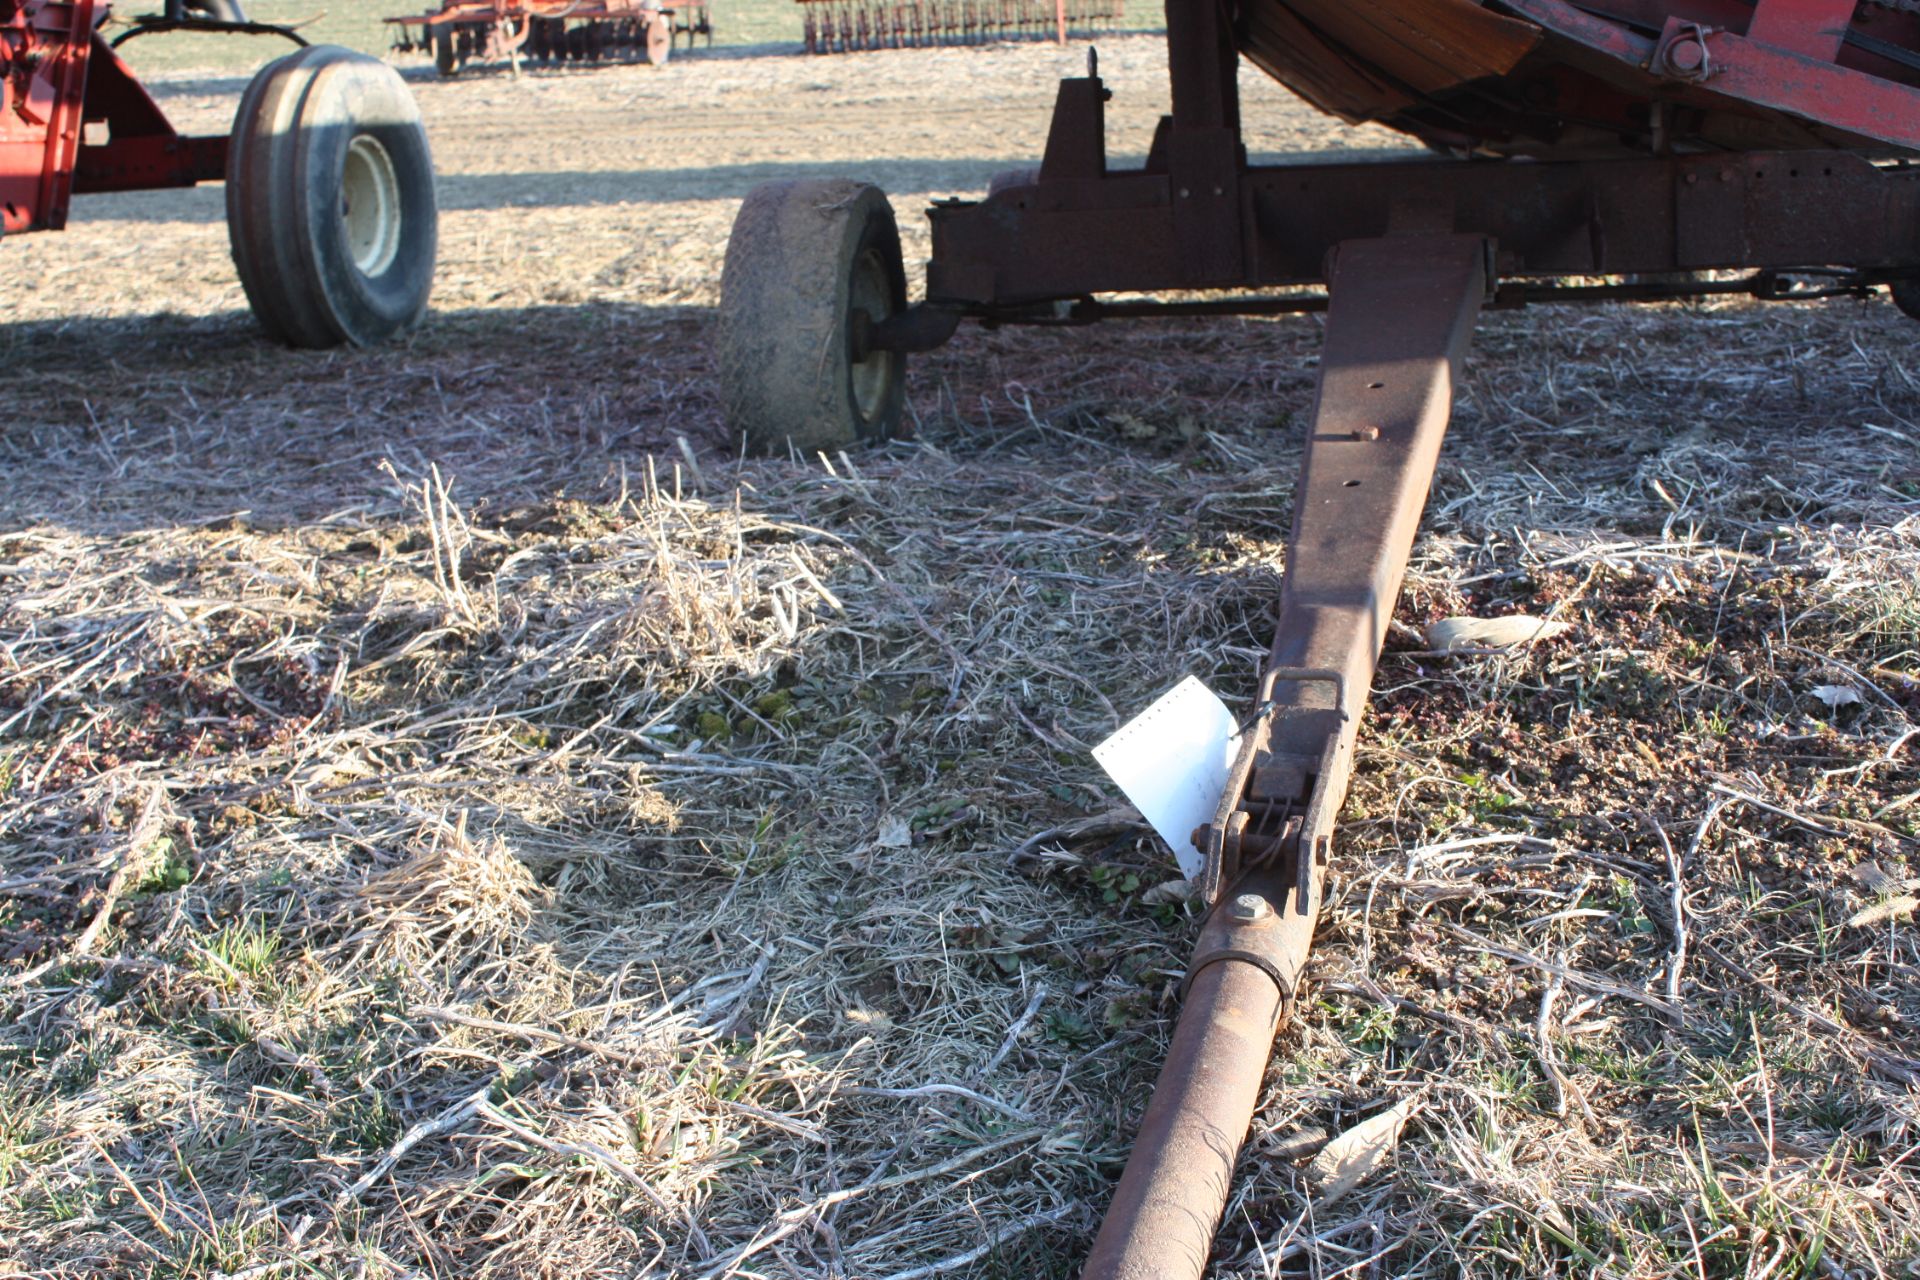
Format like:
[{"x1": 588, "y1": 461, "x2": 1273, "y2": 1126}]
[{"x1": 1080, "y1": 236, "x2": 1488, "y2": 1280}]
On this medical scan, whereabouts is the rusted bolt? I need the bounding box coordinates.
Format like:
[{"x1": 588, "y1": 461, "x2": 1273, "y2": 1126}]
[
  {"x1": 1657, "y1": 26, "x2": 1712, "y2": 79},
  {"x1": 1351, "y1": 425, "x2": 1380, "y2": 441},
  {"x1": 1229, "y1": 893, "x2": 1271, "y2": 922},
  {"x1": 1685, "y1": 171, "x2": 1699, "y2": 185}
]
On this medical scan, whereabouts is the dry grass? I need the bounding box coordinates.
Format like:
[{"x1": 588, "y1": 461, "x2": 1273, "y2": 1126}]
[{"x1": 4, "y1": 35, "x2": 1920, "y2": 1280}]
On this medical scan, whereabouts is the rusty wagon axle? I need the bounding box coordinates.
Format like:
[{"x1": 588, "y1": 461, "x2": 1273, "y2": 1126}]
[{"x1": 716, "y1": 0, "x2": 1920, "y2": 1272}]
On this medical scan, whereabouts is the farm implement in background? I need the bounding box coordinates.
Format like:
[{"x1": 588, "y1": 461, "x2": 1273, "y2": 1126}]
[
  {"x1": 798, "y1": 0, "x2": 1118, "y2": 53},
  {"x1": 385, "y1": 0, "x2": 711, "y2": 73},
  {"x1": 2, "y1": 0, "x2": 438, "y2": 346},
  {"x1": 718, "y1": 0, "x2": 1920, "y2": 1273}
]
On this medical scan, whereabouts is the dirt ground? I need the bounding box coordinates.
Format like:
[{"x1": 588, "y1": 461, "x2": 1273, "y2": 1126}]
[{"x1": 4, "y1": 34, "x2": 1920, "y2": 1280}]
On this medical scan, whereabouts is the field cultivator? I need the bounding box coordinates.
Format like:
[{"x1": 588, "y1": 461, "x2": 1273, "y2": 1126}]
[
  {"x1": 799, "y1": 0, "x2": 1119, "y2": 53},
  {"x1": 718, "y1": 0, "x2": 1920, "y2": 1273},
  {"x1": 2, "y1": 0, "x2": 438, "y2": 346},
  {"x1": 385, "y1": 0, "x2": 710, "y2": 73}
]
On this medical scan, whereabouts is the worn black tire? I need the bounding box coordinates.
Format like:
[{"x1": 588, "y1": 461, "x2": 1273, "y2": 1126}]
[
  {"x1": 1892, "y1": 278, "x2": 1920, "y2": 323},
  {"x1": 227, "y1": 46, "x2": 438, "y2": 348},
  {"x1": 433, "y1": 28, "x2": 456, "y2": 74},
  {"x1": 717, "y1": 179, "x2": 907, "y2": 454}
]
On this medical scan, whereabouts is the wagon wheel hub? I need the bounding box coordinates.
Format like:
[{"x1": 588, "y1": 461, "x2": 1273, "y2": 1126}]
[{"x1": 341, "y1": 134, "x2": 403, "y2": 277}]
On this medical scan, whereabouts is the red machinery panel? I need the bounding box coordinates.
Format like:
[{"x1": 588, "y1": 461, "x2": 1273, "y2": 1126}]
[
  {"x1": 1, "y1": 0, "x2": 96, "y2": 233},
  {"x1": 3, "y1": 0, "x2": 224, "y2": 234}
]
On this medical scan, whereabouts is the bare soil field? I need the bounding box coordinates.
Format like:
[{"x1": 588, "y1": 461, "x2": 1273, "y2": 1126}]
[{"x1": 4, "y1": 34, "x2": 1919, "y2": 1280}]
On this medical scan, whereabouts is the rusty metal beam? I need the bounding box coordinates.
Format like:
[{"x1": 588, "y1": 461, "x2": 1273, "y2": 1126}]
[
  {"x1": 1082, "y1": 233, "x2": 1489, "y2": 1280},
  {"x1": 1163, "y1": 0, "x2": 1245, "y2": 284},
  {"x1": 1204, "y1": 232, "x2": 1489, "y2": 911},
  {"x1": 927, "y1": 148, "x2": 1920, "y2": 307},
  {"x1": 1079, "y1": 904, "x2": 1287, "y2": 1280}
]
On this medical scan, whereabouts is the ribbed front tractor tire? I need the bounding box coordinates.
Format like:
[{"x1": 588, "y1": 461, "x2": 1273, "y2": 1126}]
[
  {"x1": 227, "y1": 46, "x2": 438, "y2": 349},
  {"x1": 717, "y1": 179, "x2": 907, "y2": 454}
]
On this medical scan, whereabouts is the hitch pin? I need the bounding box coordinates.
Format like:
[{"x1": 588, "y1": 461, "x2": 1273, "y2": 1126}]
[
  {"x1": 1233, "y1": 666, "x2": 1351, "y2": 739},
  {"x1": 1232, "y1": 699, "x2": 1275, "y2": 739}
]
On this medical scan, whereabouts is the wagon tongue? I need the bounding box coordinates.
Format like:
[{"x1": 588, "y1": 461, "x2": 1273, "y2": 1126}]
[{"x1": 1081, "y1": 233, "x2": 1491, "y2": 1280}]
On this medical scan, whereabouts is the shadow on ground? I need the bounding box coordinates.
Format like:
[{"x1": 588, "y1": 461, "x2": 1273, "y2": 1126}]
[{"x1": 0, "y1": 301, "x2": 723, "y2": 532}]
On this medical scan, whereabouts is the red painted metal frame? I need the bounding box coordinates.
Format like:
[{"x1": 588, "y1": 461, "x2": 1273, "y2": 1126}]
[
  {"x1": 72, "y1": 35, "x2": 225, "y2": 194},
  {"x1": 2, "y1": 0, "x2": 228, "y2": 235},
  {"x1": 2, "y1": 0, "x2": 95, "y2": 232},
  {"x1": 1746, "y1": 0, "x2": 1854, "y2": 63},
  {"x1": 1655, "y1": 14, "x2": 1920, "y2": 151},
  {"x1": 1505, "y1": 0, "x2": 1920, "y2": 153}
]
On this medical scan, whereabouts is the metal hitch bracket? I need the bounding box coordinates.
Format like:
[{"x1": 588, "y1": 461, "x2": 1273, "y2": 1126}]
[
  {"x1": 1082, "y1": 232, "x2": 1489, "y2": 1280},
  {"x1": 853, "y1": 302, "x2": 965, "y2": 358}
]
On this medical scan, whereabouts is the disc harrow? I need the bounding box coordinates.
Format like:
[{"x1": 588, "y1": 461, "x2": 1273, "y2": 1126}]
[
  {"x1": 386, "y1": 0, "x2": 711, "y2": 74},
  {"x1": 798, "y1": 0, "x2": 1117, "y2": 54}
]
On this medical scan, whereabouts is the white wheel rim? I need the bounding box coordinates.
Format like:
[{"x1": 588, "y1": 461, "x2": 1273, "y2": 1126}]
[
  {"x1": 848, "y1": 247, "x2": 894, "y2": 422},
  {"x1": 341, "y1": 134, "x2": 403, "y2": 278}
]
